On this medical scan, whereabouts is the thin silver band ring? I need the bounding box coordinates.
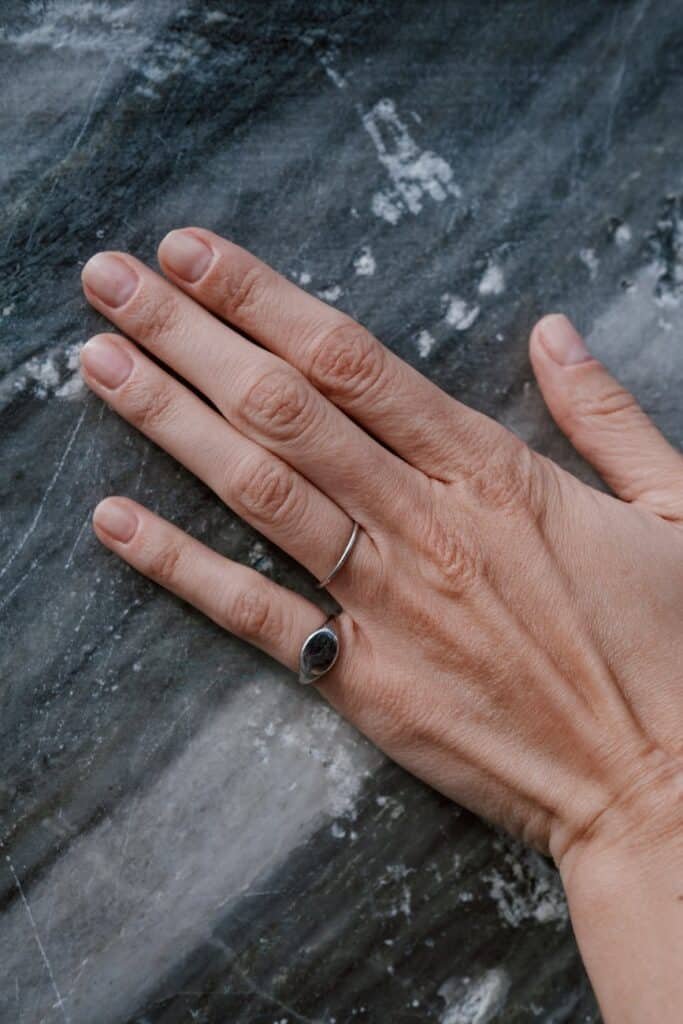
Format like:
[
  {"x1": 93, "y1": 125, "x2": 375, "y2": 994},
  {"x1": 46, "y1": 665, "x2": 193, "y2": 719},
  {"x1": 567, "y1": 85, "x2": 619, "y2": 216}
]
[{"x1": 316, "y1": 521, "x2": 360, "y2": 589}]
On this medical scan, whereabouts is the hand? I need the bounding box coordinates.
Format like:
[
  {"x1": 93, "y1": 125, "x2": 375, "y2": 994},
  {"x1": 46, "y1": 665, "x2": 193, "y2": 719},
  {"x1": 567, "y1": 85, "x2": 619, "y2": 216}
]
[{"x1": 80, "y1": 229, "x2": 682, "y2": 1021}]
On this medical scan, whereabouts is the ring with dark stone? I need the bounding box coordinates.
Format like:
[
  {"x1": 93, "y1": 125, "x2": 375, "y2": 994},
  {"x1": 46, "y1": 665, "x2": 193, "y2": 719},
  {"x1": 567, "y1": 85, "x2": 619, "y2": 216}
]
[{"x1": 298, "y1": 620, "x2": 339, "y2": 685}]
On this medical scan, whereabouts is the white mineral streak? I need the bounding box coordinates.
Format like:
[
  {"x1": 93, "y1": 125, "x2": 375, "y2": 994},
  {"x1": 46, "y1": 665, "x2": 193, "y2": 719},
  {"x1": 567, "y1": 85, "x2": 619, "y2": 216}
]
[
  {"x1": 439, "y1": 968, "x2": 511, "y2": 1024},
  {"x1": 0, "y1": 680, "x2": 382, "y2": 1023},
  {"x1": 442, "y1": 294, "x2": 480, "y2": 331},
  {"x1": 363, "y1": 98, "x2": 461, "y2": 224},
  {"x1": 1, "y1": 2, "x2": 231, "y2": 98},
  {"x1": 500, "y1": 259, "x2": 683, "y2": 463}
]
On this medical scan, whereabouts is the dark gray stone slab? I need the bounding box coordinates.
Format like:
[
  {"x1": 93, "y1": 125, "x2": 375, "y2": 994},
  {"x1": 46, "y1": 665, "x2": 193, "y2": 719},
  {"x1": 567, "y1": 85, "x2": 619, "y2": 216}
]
[{"x1": 1, "y1": 1, "x2": 681, "y2": 1021}]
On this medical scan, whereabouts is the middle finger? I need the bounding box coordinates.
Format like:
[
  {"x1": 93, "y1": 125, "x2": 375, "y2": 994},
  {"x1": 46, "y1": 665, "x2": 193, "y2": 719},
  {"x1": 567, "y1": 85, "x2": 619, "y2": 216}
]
[{"x1": 81, "y1": 252, "x2": 414, "y2": 525}]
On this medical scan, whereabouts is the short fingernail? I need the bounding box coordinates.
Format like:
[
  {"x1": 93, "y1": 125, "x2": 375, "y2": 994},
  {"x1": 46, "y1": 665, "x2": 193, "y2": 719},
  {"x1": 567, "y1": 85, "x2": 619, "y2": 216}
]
[
  {"x1": 81, "y1": 336, "x2": 133, "y2": 388},
  {"x1": 82, "y1": 253, "x2": 138, "y2": 307},
  {"x1": 159, "y1": 230, "x2": 212, "y2": 282},
  {"x1": 93, "y1": 499, "x2": 138, "y2": 543},
  {"x1": 538, "y1": 314, "x2": 591, "y2": 365}
]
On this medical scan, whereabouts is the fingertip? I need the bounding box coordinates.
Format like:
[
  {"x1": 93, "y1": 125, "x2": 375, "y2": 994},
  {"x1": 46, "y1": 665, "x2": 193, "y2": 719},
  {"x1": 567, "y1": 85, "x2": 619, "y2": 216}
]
[
  {"x1": 157, "y1": 228, "x2": 214, "y2": 282},
  {"x1": 80, "y1": 334, "x2": 134, "y2": 389},
  {"x1": 530, "y1": 314, "x2": 592, "y2": 367},
  {"x1": 93, "y1": 498, "x2": 139, "y2": 545}
]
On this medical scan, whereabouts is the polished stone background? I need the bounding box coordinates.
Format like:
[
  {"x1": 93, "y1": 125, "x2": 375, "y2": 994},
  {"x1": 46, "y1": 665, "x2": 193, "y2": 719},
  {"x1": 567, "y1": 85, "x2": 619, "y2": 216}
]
[{"x1": 1, "y1": 1, "x2": 682, "y2": 1021}]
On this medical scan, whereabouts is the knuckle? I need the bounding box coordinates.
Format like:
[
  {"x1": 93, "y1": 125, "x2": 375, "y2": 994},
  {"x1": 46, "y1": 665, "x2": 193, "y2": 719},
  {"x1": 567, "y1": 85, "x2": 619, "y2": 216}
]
[
  {"x1": 227, "y1": 263, "x2": 267, "y2": 320},
  {"x1": 574, "y1": 385, "x2": 638, "y2": 423},
  {"x1": 420, "y1": 491, "x2": 483, "y2": 591},
  {"x1": 307, "y1": 318, "x2": 384, "y2": 402},
  {"x1": 146, "y1": 538, "x2": 183, "y2": 585},
  {"x1": 461, "y1": 440, "x2": 537, "y2": 515},
  {"x1": 240, "y1": 366, "x2": 317, "y2": 441},
  {"x1": 138, "y1": 291, "x2": 180, "y2": 342},
  {"x1": 236, "y1": 457, "x2": 300, "y2": 526},
  {"x1": 122, "y1": 377, "x2": 177, "y2": 432},
  {"x1": 228, "y1": 586, "x2": 276, "y2": 640}
]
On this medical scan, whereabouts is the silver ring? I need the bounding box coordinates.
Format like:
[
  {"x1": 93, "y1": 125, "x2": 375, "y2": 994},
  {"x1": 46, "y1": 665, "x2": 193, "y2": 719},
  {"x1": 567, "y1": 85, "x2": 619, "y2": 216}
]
[
  {"x1": 298, "y1": 615, "x2": 339, "y2": 685},
  {"x1": 316, "y1": 521, "x2": 360, "y2": 589}
]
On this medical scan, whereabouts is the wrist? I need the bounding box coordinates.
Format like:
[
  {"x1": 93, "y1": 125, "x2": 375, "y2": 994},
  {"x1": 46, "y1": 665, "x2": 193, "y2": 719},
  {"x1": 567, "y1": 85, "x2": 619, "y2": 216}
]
[
  {"x1": 556, "y1": 749, "x2": 682, "y2": 1024},
  {"x1": 555, "y1": 746, "x2": 682, "y2": 889}
]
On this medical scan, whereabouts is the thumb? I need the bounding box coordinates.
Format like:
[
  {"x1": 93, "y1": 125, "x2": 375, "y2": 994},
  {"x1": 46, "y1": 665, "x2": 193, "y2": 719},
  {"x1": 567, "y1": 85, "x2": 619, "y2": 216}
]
[{"x1": 529, "y1": 314, "x2": 683, "y2": 521}]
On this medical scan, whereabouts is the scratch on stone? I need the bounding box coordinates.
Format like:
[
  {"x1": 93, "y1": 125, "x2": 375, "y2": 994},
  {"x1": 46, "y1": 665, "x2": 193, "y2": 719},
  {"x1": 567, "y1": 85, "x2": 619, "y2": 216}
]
[
  {"x1": 68, "y1": 54, "x2": 116, "y2": 155},
  {"x1": 0, "y1": 406, "x2": 87, "y2": 583},
  {"x1": 604, "y1": 0, "x2": 651, "y2": 152},
  {"x1": 4, "y1": 853, "x2": 71, "y2": 1024},
  {"x1": 228, "y1": 957, "x2": 320, "y2": 1024},
  {"x1": 0, "y1": 558, "x2": 38, "y2": 615},
  {"x1": 64, "y1": 513, "x2": 91, "y2": 570},
  {"x1": 134, "y1": 443, "x2": 150, "y2": 496}
]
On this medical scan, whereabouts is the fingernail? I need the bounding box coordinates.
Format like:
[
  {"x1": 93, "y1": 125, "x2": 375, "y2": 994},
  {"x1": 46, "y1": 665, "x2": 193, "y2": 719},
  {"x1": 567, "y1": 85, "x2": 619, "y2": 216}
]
[
  {"x1": 81, "y1": 336, "x2": 133, "y2": 388},
  {"x1": 93, "y1": 499, "x2": 138, "y2": 543},
  {"x1": 159, "y1": 230, "x2": 212, "y2": 282},
  {"x1": 82, "y1": 253, "x2": 137, "y2": 307},
  {"x1": 538, "y1": 315, "x2": 591, "y2": 365}
]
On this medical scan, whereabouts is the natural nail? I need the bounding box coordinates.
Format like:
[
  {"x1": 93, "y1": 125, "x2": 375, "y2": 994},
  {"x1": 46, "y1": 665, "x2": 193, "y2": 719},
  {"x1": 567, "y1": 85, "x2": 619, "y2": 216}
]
[
  {"x1": 81, "y1": 336, "x2": 133, "y2": 389},
  {"x1": 82, "y1": 253, "x2": 137, "y2": 307},
  {"x1": 93, "y1": 499, "x2": 138, "y2": 543},
  {"x1": 538, "y1": 314, "x2": 591, "y2": 366},
  {"x1": 159, "y1": 230, "x2": 212, "y2": 282}
]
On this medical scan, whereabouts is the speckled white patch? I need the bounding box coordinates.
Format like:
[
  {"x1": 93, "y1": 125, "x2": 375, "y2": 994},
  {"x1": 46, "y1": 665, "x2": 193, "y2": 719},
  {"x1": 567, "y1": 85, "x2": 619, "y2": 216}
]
[
  {"x1": 247, "y1": 541, "x2": 274, "y2": 574},
  {"x1": 363, "y1": 98, "x2": 461, "y2": 224},
  {"x1": 478, "y1": 262, "x2": 505, "y2": 296},
  {"x1": 579, "y1": 247, "x2": 599, "y2": 279},
  {"x1": 25, "y1": 354, "x2": 60, "y2": 397},
  {"x1": 371, "y1": 191, "x2": 402, "y2": 225},
  {"x1": 21, "y1": 343, "x2": 84, "y2": 401},
  {"x1": 20, "y1": 344, "x2": 84, "y2": 399},
  {"x1": 317, "y1": 284, "x2": 343, "y2": 302},
  {"x1": 442, "y1": 294, "x2": 480, "y2": 331},
  {"x1": 319, "y1": 53, "x2": 347, "y2": 89},
  {"x1": 614, "y1": 222, "x2": 632, "y2": 246},
  {"x1": 483, "y1": 839, "x2": 567, "y2": 928},
  {"x1": 415, "y1": 328, "x2": 436, "y2": 358},
  {"x1": 378, "y1": 863, "x2": 413, "y2": 919},
  {"x1": 353, "y1": 245, "x2": 376, "y2": 276},
  {"x1": 439, "y1": 968, "x2": 510, "y2": 1024}
]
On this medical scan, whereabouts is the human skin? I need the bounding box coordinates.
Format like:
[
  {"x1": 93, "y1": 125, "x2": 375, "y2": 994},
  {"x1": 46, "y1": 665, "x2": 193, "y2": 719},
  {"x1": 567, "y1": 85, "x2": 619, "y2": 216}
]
[{"x1": 79, "y1": 228, "x2": 682, "y2": 1022}]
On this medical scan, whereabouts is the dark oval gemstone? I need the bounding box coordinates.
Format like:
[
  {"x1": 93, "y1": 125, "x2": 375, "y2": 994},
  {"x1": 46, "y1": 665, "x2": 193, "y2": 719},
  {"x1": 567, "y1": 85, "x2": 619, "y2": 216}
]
[{"x1": 299, "y1": 626, "x2": 339, "y2": 684}]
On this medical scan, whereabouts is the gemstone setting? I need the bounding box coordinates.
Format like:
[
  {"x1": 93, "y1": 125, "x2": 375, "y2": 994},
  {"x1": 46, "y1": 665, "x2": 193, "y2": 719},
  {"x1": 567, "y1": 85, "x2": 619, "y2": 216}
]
[{"x1": 299, "y1": 624, "x2": 339, "y2": 685}]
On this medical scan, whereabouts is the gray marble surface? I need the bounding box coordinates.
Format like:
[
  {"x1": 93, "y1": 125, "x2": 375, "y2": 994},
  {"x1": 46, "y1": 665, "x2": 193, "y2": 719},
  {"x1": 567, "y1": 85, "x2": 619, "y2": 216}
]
[{"x1": 1, "y1": 1, "x2": 682, "y2": 1021}]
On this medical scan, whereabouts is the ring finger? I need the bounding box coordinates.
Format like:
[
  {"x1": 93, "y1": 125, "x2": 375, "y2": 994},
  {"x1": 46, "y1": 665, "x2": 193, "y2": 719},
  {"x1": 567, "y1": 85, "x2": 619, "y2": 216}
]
[{"x1": 80, "y1": 332, "x2": 376, "y2": 593}]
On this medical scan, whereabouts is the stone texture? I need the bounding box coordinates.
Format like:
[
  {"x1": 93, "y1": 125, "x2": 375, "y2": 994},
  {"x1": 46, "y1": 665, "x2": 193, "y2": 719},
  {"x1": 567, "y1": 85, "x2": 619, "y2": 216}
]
[{"x1": 1, "y1": 1, "x2": 682, "y2": 1021}]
